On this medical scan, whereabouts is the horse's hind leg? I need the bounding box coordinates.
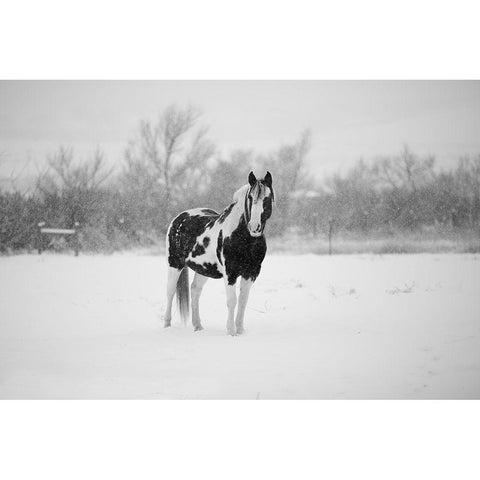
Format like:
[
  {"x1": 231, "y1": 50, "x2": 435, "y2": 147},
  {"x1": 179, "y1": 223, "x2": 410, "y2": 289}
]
[
  {"x1": 164, "y1": 266, "x2": 182, "y2": 327},
  {"x1": 191, "y1": 272, "x2": 208, "y2": 331}
]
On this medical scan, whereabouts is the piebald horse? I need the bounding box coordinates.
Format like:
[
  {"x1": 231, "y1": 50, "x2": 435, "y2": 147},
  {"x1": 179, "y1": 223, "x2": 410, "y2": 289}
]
[{"x1": 164, "y1": 171, "x2": 274, "y2": 335}]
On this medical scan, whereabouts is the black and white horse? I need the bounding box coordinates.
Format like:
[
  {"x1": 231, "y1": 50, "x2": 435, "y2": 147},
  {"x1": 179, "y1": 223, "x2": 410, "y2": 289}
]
[{"x1": 164, "y1": 171, "x2": 274, "y2": 335}]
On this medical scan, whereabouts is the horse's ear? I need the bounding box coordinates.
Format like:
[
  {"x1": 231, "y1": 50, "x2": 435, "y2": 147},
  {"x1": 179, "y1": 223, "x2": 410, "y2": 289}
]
[
  {"x1": 248, "y1": 171, "x2": 257, "y2": 186},
  {"x1": 264, "y1": 171, "x2": 275, "y2": 203},
  {"x1": 264, "y1": 171, "x2": 272, "y2": 188}
]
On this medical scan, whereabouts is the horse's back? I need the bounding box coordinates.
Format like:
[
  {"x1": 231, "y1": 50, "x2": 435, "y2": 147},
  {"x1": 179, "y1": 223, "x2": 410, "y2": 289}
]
[{"x1": 167, "y1": 208, "x2": 219, "y2": 270}]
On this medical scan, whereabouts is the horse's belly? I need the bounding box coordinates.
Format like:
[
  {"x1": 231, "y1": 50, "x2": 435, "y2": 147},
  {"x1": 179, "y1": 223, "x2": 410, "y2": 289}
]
[{"x1": 186, "y1": 257, "x2": 223, "y2": 279}]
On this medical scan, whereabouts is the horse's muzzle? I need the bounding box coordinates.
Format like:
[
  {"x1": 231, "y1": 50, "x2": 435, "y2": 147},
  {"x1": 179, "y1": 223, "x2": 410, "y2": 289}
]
[{"x1": 248, "y1": 223, "x2": 263, "y2": 237}]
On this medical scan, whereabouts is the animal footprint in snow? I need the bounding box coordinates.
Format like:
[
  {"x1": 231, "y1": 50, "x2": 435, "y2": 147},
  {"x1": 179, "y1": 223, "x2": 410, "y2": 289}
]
[
  {"x1": 329, "y1": 286, "x2": 356, "y2": 298},
  {"x1": 386, "y1": 282, "x2": 415, "y2": 295}
]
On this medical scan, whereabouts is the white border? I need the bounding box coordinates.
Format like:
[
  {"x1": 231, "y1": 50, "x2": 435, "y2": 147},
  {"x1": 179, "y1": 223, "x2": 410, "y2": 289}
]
[
  {"x1": 1, "y1": 0, "x2": 480, "y2": 79},
  {"x1": 1, "y1": 1, "x2": 479, "y2": 478},
  {"x1": 0, "y1": 401, "x2": 479, "y2": 480}
]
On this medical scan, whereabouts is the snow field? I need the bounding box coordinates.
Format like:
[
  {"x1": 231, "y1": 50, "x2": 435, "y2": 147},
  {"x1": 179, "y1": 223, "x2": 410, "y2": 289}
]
[{"x1": 0, "y1": 253, "x2": 479, "y2": 398}]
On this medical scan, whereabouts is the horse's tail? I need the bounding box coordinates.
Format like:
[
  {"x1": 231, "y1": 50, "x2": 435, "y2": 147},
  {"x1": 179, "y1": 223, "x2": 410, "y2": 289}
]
[{"x1": 176, "y1": 267, "x2": 190, "y2": 324}]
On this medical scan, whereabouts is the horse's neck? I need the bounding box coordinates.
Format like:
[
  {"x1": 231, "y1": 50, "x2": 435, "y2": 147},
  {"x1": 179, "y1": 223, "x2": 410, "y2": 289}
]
[
  {"x1": 221, "y1": 200, "x2": 246, "y2": 236},
  {"x1": 224, "y1": 184, "x2": 250, "y2": 230}
]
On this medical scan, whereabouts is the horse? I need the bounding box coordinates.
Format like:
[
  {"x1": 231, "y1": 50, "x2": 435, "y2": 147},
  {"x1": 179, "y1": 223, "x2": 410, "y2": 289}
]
[{"x1": 163, "y1": 171, "x2": 275, "y2": 335}]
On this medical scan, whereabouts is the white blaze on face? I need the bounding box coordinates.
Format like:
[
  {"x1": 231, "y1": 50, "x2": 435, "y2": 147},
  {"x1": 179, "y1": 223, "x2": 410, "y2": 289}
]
[{"x1": 248, "y1": 198, "x2": 264, "y2": 235}]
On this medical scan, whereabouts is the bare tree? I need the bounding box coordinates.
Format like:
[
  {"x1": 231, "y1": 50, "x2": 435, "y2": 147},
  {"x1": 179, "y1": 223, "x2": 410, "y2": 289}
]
[
  {"x1": 258, "y1": 130, "x2": 311, "y2": 232},
  {"x1": 124, "y1": 104, "x2": 215, "y2": 223},
  {"x1": 34, "y1": 146, "x2": 113, "y2": 228},
  {"x1": 0, "y1": 150, "x2": 30, "y2": 194},
  {"x1": 38, "y1": 146, "x2": 113, "y2": 194},
  {"x1": 200, "y1": 150, "x2": 254, "y2": 210},
  {"x1": 455, "y1": 155, "x2": 480, "y2": 227},
  {"x1": 374, "y1": 145, "x2": 435, "y2": 192}
]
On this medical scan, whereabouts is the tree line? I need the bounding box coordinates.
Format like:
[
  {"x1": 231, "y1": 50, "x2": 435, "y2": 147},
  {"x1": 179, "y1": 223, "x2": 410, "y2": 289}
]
[{"x1": 1, "y1": 105, "x2": 479, "y2": 253}]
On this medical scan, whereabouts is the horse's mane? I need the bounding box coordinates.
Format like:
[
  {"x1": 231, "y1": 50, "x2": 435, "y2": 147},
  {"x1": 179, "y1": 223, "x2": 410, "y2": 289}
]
[{"x1": 232, "y1": 184, "x2": 250, "y2": 203}]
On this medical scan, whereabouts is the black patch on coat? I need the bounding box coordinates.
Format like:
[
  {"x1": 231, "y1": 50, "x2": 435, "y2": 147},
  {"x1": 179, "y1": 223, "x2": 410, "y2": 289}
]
[
  {"x1": 191, "y1": 236, "x2": 210, "y2": 257},
  {"x1": 218, "y1": 203, "x2": 235, "y2": 224},
  {"x1": 260, "y1": 196, "x2": 273, "y2": 227},
  {"x1": 216, "y1": 230, "x2": 223, "y2": 265},
  {"x1": 168, "y1": 210, "x2": 219, "y2": 269},
  {"x1": 191, "y1": 243, "x2": 205, "y2": 257},
  {"x1": 223, "y1": 216, "x2": 267, "y2": 285},
  {"x1": 186, "y1": 260, "x2": 223, "y2": 279}
]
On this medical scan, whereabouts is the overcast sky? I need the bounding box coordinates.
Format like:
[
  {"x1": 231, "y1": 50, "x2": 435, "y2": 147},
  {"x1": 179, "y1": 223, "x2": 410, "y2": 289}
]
[{"x1": 1, "y1": 80, "x2": 479, "y2": 184}]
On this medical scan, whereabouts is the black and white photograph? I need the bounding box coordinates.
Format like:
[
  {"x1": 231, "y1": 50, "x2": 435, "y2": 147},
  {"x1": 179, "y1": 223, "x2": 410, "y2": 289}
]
[{"x1": 1, "y1": 80, "x2": 479, "y2": 399}]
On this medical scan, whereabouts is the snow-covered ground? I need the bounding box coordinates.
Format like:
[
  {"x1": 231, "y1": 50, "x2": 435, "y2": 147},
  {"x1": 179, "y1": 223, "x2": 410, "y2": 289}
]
[{"x1": 0, "y1": 252, "x2": 479, "y2": 399}]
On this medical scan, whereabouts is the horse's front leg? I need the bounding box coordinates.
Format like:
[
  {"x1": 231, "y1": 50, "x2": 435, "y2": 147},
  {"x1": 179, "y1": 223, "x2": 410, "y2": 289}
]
[
  {"x1": 224, "y1": 278, "x2": 237, "y2": 336},
  {"x1": 235, "y1": 277, "x2": 253, "y2": 335}
]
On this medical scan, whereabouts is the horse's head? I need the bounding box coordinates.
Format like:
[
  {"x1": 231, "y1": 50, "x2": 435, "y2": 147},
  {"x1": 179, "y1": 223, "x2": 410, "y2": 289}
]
[{"x1": 243, "y1": 171, "x2": 275, "y2": 237}]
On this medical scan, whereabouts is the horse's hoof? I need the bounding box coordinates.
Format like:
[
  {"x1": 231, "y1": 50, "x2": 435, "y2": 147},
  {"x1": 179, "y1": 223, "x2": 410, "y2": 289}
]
[
  {"x1": 194, "y1": 325, "x2": 204, "y2": 332},
  {"x1": 227, "y1": 331, "x2": 237, "y2": 336},
  {"x1": 236, "y1": 328, "x2": 245, "y2": 335},
  {"x1": 163, "y1": 323, "x2": 171, "y2": 328}
]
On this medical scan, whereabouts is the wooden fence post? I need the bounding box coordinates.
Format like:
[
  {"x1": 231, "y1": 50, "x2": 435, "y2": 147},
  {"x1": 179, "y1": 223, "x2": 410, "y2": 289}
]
[
  {"x1": 36, "y1": 221, "x2": 80, "y2": 256},
  {"x1": 37, "y1": 221, "x2": 45, "y2": 254},
  {"x1": 328, "y1": 217, "x2": 335, "y2": 256},
  {"x1": 73, "y1": 221, "x2": 80, "y2": 256}
]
